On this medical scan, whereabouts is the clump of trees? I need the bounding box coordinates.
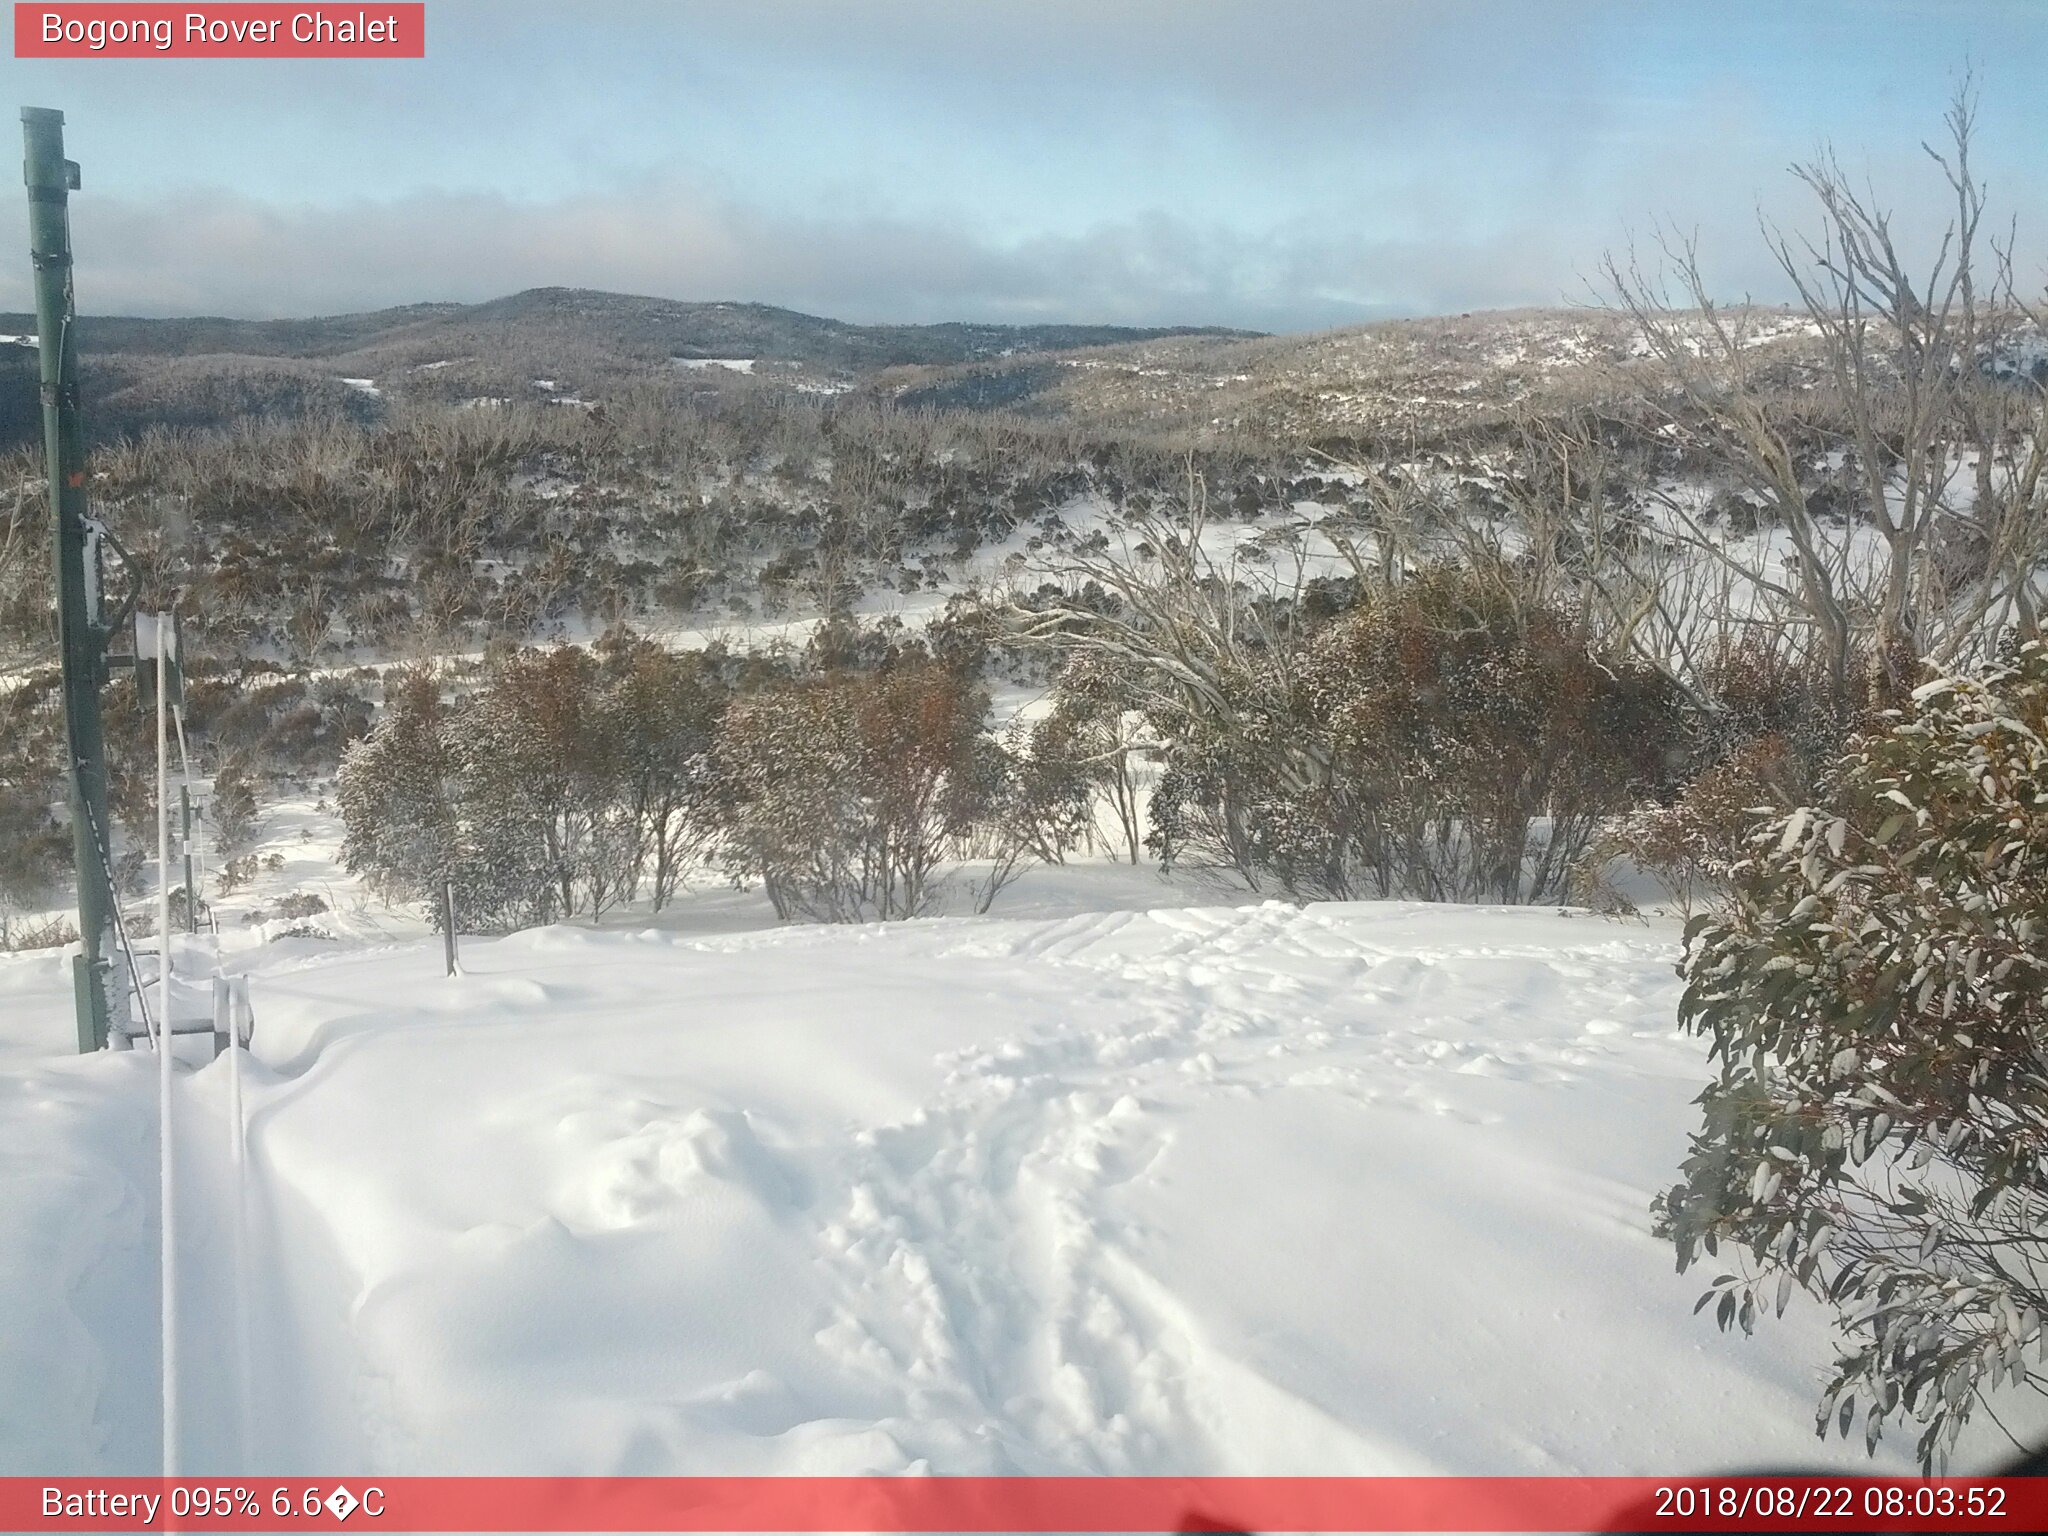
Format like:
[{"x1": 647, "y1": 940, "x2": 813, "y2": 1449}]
[
  {"x1": 716, "y1": 661, "x2": 1019, "y2": 921},
  {"x1": 1, "y1": 378, "x2": 1326, "y2": 672},
  {"x1": 338, "y1": 535, "x2": 1699, "y2": 925},
  {"x1": 339, "y1": 636, "x2": 726, "y2": 930},
  {"x1": 1021, "y1": 651, "x2": 1147, "y2": 865},
  {"x1": 338, "y1": 626, "x2": 1061, "y2": 930},
  {"x1": 1296, "y1": 567, "x2": 1675, "y2": 901},
  {"x1": 1009, "y1": 491, "x2": 1678, "y2": 902},
  {"x1": 1661, "y1": 639, "x2": 2048, "y2": 1469}
]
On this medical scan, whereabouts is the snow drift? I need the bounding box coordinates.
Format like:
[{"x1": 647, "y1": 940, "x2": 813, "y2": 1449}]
[{"x1": 6, "y1": 896, "x2": 1992, "y2": 1478}]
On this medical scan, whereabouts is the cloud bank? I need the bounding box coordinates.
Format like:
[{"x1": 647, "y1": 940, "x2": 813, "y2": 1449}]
[{"x1": 0, "y1": 180, "x2": 1587, "y2": 330}]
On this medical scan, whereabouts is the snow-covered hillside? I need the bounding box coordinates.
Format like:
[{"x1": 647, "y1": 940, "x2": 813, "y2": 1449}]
[{"x1": 14, "y1": 884, "x2": 2030, "y2": 1480}]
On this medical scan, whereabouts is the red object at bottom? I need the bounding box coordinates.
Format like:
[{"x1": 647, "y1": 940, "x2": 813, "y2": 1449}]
[{"x1": 8, "y1": 1475, "x2": 2043, "y2": 1533}]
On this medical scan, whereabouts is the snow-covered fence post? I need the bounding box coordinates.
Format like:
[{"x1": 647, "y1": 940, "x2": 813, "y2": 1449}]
[{"x1": 442, "y1": 879, "x2": 460, "y2": 977}]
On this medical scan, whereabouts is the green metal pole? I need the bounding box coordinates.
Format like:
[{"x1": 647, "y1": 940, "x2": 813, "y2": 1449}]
[{"x1": 23, "y1": 108, "x2": 124, "y2": 1052}]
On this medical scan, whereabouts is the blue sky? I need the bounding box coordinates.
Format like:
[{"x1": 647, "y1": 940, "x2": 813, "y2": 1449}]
[{"x1": 1, "y1": 0, "x2": 2045, "y2": 329}]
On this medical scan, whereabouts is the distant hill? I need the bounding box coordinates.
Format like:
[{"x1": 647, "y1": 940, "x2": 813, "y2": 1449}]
[
  {"x1": 0, "y1": 287, "x2": 1258, "y2": 446},
  {"x1": 0, "y1": 293, "x2": 1842, "y2": 455},
  {"x1": 876, "y1": 304, "x2": 1826, "y2": 439},
  {"x1": 444, "y1": 289, "x2": 1254, "y2": 370},
  {"x1": 0, "y1": 302, "x2": 471, "y2": 359},
  {"x1": 0, "y1": 288, "x2": 1250, "y2": 370}
]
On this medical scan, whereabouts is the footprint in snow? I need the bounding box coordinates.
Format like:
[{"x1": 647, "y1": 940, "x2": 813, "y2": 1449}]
[{"x1": 558, "y1": 1107, "x2": 806, "y2": 1229}]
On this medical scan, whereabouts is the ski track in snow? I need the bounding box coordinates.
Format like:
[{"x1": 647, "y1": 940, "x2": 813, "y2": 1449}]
[{"x1": 13, "y1": 896, "x2": 2030, "y2": 1477}]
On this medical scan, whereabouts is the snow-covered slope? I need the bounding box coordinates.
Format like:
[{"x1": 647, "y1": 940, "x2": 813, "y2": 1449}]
[{"x1": 13, "y1": 892, "x2": 2023, "y2": 1480}]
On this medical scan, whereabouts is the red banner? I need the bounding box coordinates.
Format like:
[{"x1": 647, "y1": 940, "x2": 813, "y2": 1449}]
[
  {"x1": 13, "y1": 5, "x2": 424, "y2": 58},
  {"x1": 5, "y1": 1476, "x2": 2045, "y2": 1532}
]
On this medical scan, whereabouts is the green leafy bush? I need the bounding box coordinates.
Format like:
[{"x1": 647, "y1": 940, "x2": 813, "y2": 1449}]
[{"x1": 1661, "y1": 641, "x2": 2048, "y2": 1469}]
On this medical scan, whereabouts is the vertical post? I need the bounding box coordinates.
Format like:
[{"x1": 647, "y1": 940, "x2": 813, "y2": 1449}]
[
  {"x1": 180, "y1": 784, "x2": 195, "y2": 933},
  {"x1": 23, "y1": 108, "x2": 123, "y2": 1053},
  {"x1": 155, "y1": 615, "x2": 172, "y2": 1021},
  {"x1": 442, "y1": 879, "x2": 459, "y2": 976},
  {"x1": 223, "y1": 973, "x2": 251, "y2": 1469},
  {"x1": 154, "y1": 611, "x2": 178, "y2": 1477}
]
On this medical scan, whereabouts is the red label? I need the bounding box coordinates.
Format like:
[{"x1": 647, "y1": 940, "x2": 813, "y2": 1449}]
[
  {"x1": 13, "y1": 4, "x2": 425, "y2": 57},
  {"x1": 3, "y1": 1476, "x2": 2045, "y2": 1532}
]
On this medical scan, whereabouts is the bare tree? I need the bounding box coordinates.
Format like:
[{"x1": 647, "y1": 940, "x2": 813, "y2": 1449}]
[
  {"x1": 1000, "y1": 463, "x2": 1331, "y2": 858},
  {"x1": 0, "y1": 485, "x2": 50, "y2": 668},
  {"x1": 1602, "y1": 83, "x2": 2048, "y2": 701}
]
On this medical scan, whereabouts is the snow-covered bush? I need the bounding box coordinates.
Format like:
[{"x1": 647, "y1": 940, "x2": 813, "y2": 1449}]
[
  {"x1": 337, "y1": 668, "x2": 460, "y2": 909},
  {"x1": 1146, "y1": 565, "x2": 1677, "y2": 902},
  {"x1": 341, "y1": 645, "x2": 727, "y2": 931},
  {"x1": 1581, "y1": 637, "x2": 1901, "y2": 915},
  {"x1": 1585, "y1": 735, "x2": 1802, "y2": 916},
  {"x1": 715, "y1": 663, "x2": 999, "y2": 922},
  {"x1": 208, "y1": 755, "x2": 261, "y2": 854},
  {"x1": 1661, "y1": 640, "x2": 2048, "y2": 1469}
]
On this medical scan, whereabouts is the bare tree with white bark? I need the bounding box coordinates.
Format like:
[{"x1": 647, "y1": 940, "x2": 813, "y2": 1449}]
[{"x1": 1602, "y1": 84, "x2": 2048, "y2": 702}]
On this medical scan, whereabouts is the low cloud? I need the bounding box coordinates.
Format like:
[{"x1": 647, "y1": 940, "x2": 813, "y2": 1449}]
[
  {"x1": 0, "y1": 132, "x2": 1970, "y2": 335},
  {"x1": 0, "y1": 178, "x2": 1675, "y2": 332}
]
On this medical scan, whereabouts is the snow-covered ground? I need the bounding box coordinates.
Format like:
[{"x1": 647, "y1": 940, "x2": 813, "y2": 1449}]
[{"x1": 13, "y1": 853, "x2": 2037, "y2": 1482}]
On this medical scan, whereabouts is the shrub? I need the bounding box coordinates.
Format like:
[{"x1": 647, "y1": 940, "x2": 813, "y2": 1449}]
[
  {"x1": 1660, "y1": 640, "x2": 2048, "y2": 1469},
  {"x1": 168, "y1": 887, "x2": 205, "y2": 931},
  {"x1": 0, "y1": 786, "x2": 70, "y2": 917},
  {"x1": 1579, "y1": 639, "x2": 1901, "y2": 915},
  {"x1": 593, "y1": 635, "x2": 725, "y2": 912},
  {"x1": 0, "y1": 912, "x2": 79, "y2": 952},
  {"x1": 337, "y1": 668, "x2": 460, "y2": 908},
  {"x1": 338, "y1": 646, "x2": 726, "y2": 930},
  {"x1": 715, "y1": 663, "x2": 996, "y2": 921},
  {"x1": 1582, "y1": 735, "x2": 1802, "y2": 917},
  {"x1": 1027, "y1": 652, "x2": 1146, "y2": 864},
  {"x1": 1335, "y1": 569, "x2": 1678, "y2": 901},
  {"x1": 210, "y1": 756, "x2": 260, "y2": 853},
  {"x1": 1148, "y1": 565, "x2": 1680, "y2": 902},
  {"x1": 215, "y1": 850, "x2": 284, "y2": 895}
]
